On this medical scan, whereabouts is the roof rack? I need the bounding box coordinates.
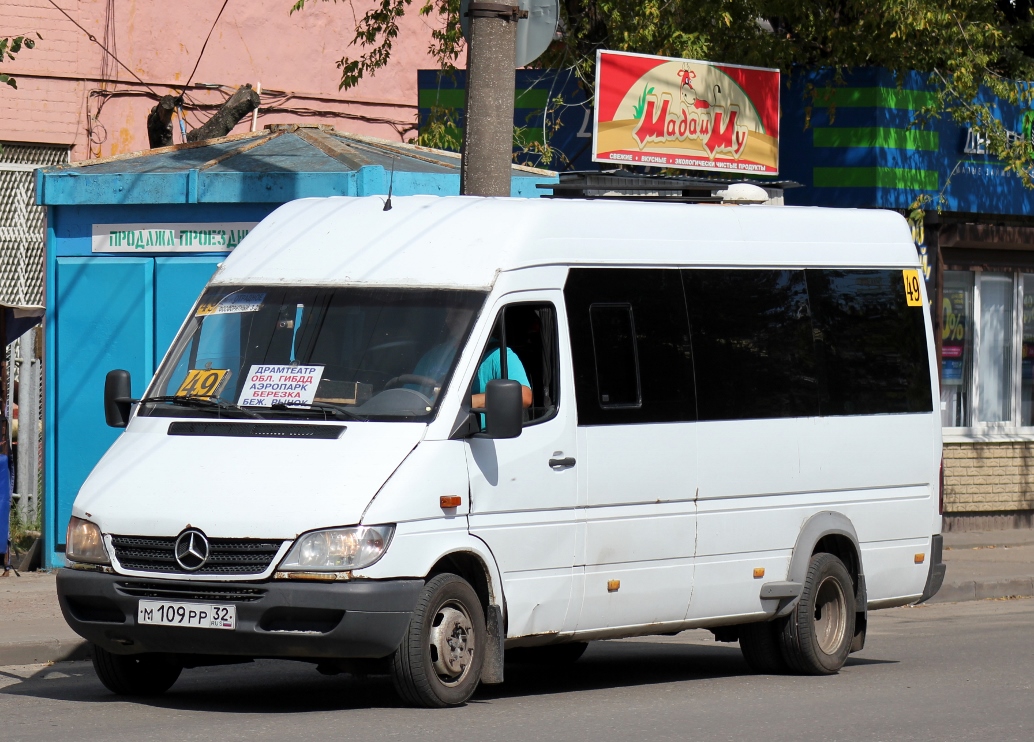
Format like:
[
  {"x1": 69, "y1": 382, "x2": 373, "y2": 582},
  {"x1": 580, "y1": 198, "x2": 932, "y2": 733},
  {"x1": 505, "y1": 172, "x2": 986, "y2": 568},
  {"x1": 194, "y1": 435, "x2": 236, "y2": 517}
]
[{"x1": 539, "y1": 170, "x2": 801, "y2": 204}]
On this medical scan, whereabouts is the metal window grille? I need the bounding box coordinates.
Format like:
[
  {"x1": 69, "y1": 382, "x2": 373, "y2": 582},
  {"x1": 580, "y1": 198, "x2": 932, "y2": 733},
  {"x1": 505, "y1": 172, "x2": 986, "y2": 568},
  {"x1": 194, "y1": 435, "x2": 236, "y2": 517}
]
[{"x1": 0, "y1": 142, "x2": 69, "y2": 306}]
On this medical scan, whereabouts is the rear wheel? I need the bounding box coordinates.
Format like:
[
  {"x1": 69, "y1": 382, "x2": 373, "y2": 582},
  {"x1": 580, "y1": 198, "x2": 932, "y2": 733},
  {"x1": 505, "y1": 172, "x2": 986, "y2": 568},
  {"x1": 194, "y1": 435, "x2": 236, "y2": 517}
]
[
  {"x1": 780, "y1": 552, "x2": 856, "y2": 675},
  {"x1": 739, "y1": 620, "x2": 788, "y2": 673},
  {"x1": 92, "y1": 645, "x2": 181, "y2": 696},
  {"x1": 390, "y1": 573, "x2": 486, "y2": 708}
]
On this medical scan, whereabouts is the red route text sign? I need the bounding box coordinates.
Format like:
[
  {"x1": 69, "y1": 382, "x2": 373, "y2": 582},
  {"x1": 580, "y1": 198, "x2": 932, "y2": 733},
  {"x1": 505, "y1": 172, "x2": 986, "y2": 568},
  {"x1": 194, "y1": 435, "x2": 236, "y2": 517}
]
[{"x1": 592, "y1": 50, "x2": 780, "y2": 174}]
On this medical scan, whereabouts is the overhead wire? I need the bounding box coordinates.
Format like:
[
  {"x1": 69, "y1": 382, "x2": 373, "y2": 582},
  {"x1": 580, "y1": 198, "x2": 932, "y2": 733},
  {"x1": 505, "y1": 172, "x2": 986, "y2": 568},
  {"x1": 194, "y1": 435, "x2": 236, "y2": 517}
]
[
  {"x1": 184, "y1": 0, "x2": 231, "y2": 89},
  {"x1": 51, "y1": 0, "x2": 414, "y2": 145},
  {"x1": 45, "y1": 0, "x2": 159, "y2": 97}
]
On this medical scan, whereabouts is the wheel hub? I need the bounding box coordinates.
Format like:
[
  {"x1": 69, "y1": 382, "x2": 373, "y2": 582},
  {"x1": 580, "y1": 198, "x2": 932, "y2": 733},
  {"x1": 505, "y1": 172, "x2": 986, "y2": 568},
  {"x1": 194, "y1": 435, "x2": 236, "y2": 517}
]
[
  {"x1": 429, "y1": 604, "x2": 475, "y2": 683},
  {"x1": 813, "y1": 575, "x2": 847, "y2": 654}
]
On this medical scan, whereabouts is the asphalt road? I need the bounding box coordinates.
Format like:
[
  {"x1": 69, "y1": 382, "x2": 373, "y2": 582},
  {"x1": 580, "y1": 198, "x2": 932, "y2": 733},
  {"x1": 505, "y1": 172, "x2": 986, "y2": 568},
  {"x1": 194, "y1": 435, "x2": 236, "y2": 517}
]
[{"x1": 2, "y1": 598, "x2": 1032, "y2": 742}]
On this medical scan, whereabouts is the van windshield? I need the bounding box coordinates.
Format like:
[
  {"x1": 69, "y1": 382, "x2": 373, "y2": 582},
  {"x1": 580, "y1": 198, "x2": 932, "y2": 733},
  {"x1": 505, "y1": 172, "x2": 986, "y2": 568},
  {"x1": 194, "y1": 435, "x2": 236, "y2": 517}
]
[{"x1": 144, "y1": 285, "x2": 486, "y2": 421}]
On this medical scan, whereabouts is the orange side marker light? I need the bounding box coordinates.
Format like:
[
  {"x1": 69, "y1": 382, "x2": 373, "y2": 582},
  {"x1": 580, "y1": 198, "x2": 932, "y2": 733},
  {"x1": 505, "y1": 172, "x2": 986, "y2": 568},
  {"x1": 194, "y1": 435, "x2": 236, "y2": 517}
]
[
  {"x1": 915, "y1": 553, "x2": 926, "y2": 564},
  {"x1": 440, "y1": 495, "x2": 462, "y2": 509},
  {"x1": 753, "y1": 567, "x2": 766, "y2": 579},
  {"x1": 607, "y1": 580, "x2": 620, "y2": 593}
]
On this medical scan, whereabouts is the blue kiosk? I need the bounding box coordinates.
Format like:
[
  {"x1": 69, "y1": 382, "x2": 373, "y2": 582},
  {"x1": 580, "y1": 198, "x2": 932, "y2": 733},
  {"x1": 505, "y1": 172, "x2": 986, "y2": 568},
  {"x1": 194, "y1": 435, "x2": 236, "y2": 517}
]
[{"x1": 36, "y1": 124, "x2": 556, "y2": 568}]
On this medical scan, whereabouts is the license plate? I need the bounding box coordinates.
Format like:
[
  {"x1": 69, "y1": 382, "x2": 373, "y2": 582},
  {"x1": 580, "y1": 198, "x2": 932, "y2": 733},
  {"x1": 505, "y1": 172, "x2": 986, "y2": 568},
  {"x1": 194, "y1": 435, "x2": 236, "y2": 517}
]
[{"x1": 137, "y1": 600, "x2": 236, "y2": 630}]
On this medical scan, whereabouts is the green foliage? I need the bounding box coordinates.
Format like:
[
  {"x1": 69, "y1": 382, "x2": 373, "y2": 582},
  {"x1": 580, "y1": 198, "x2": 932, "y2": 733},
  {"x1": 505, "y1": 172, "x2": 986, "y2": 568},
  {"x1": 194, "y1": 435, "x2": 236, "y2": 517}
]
[
  {"x1": 8, "y1": 502, "x2": 41, "y2": 556},
  {"x1": 513, "y1": 93, "x2": 569, "y2": 169},
  {"x1": 291, "y1": 0, "x2": 1034, "y2": 183},
  {"x1": 416, "y1": 105, "x2": 464, "y2": 150},
  {"x1": 291, "y1": 0, "x2": 462, "y2": 89},
  {"x1": 0, "y1": 32, "x2": 41, "y2": 90}
]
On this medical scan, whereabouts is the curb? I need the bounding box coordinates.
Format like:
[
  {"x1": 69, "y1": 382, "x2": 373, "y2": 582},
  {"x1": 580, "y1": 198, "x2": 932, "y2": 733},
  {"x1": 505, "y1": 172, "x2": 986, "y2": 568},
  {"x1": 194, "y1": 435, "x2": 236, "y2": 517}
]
[
  {"x1": 0, "y1": 639, "x2": 90, "y2": 667},
  {"x1": 928, "y1": 576, "x2": 1034, "y2": 603}
]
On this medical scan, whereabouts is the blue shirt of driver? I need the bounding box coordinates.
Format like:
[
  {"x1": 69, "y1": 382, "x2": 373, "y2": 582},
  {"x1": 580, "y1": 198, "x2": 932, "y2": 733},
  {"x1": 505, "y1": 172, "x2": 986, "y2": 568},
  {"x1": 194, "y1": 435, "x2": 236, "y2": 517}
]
[
  {"x1": 471, "y1": 347, "x2": 530, "y2": 394},
  {"x1": 412, "y1": 344, "x2": 530, "y2": 398}
]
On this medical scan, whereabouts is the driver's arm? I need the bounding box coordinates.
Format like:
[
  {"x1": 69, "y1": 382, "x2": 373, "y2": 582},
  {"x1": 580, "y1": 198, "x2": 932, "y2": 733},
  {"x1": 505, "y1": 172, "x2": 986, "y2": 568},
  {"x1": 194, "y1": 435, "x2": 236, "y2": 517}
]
[
  {"x1": 471, "y1": 347, "x2": 533, "y2": 409},
  {"x1": 471, "y1": 386, "x2": 533, "y2": 410}
]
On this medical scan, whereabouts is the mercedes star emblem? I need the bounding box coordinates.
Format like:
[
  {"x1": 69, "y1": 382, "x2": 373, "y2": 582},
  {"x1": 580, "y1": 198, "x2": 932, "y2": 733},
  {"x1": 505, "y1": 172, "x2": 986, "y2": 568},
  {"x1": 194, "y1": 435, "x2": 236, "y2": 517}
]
[{"x1": 174, "y1": 528, "x2": 210, "y2": 572}]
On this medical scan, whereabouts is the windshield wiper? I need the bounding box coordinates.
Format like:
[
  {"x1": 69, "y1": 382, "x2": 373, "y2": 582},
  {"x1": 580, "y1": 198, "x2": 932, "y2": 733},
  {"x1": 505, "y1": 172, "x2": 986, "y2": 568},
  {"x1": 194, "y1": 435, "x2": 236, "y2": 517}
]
[
  {"x1": 268, "y1": 401, "x2": 366, "y2": 422},
  {"x1": 136, "y1": 395, "x2": 261, "y2": 419}
]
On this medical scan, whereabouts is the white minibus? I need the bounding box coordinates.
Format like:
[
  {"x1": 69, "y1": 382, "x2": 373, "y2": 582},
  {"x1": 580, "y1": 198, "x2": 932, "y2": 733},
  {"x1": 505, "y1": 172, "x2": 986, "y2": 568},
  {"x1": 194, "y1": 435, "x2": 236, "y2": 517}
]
[{"x1": 57, "y1": 195, "x2": 945, "y2": 707}]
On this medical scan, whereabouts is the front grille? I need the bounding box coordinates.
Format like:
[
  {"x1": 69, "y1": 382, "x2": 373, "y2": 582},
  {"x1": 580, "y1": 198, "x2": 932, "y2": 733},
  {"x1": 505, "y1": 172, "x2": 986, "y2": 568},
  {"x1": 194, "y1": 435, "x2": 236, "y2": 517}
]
[
  {"x1": 111, "y1": 535, "x2": 284, "y2": 576},
  {"x1": 115, "y1": 581, "x2": 267, "y2": 602}
]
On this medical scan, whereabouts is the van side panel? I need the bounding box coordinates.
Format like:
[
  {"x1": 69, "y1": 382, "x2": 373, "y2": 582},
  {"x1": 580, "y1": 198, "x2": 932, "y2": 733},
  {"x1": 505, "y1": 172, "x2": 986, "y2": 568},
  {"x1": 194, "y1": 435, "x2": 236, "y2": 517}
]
[
  {"x1": 691, "y1": 413, "x2": 937, "y2": 619},
  {"x1": 566, "y1": 262, "x2": 939, "y2": 629},
  {"x1": 577, "y1": 424, "x2": 697, "y2": 630}
]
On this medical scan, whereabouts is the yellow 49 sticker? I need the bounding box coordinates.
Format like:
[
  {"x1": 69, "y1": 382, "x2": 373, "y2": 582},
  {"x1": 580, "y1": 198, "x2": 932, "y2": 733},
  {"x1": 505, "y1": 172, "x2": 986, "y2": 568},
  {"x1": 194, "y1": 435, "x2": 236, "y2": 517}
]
[
  {"x1": 902, "y1": 270, "x2": 924, "y2": 307},
  {"x1": 176, "y1": 368, "x2": 231, "y2": 398}
]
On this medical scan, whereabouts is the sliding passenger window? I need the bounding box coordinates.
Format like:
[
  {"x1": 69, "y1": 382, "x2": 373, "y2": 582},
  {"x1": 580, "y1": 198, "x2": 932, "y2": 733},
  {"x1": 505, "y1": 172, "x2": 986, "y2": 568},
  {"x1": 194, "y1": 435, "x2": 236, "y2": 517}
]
[
  {"x1": 565, "y1": 268, "x2": 695, "y2": 425},
  {"x1": 684, "y1": 269, "x2": 819, "y2": 421},
  {"x1": 589, "y1": 304, "x2": 641, "y2": 408},
  {"x1": 806, "y1": 270, "x2": 933, "y2": 415}
]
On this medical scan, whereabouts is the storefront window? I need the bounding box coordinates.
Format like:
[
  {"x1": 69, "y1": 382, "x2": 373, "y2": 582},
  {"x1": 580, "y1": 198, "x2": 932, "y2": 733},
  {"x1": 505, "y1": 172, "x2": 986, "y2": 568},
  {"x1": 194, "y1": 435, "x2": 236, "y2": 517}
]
[
  {"x1": 941, "y1": 271, "x2": 973, "y2": 427},
  {"x1": 1022, "y1": 275, "x2": 1034, "y2": 425},
  {"x1": 941, "y1": 269, "x2": 1034, "y2": 430},
  {"x1": 975, "y1": 273, "x2": 1014, "y2": 423}
]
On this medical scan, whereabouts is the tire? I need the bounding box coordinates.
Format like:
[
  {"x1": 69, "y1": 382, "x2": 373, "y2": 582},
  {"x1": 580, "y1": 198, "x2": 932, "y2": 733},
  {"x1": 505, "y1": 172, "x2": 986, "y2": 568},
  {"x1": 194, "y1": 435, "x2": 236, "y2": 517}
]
[
  {"x1": 506, "y1": 641, "x2": 589, "y2": 666},
  {"x1": 780, "y1": 552, "x2": 856, "y2": 675},
  {"x1": 390, "y1": 573, "x2": 487, "y2": 708},
  {"x1": 91, "y1": 645, "x2": 182, "y2": 696},
  {"x1": 739, "y1": 620, "x2": 788, "y2": 673}
]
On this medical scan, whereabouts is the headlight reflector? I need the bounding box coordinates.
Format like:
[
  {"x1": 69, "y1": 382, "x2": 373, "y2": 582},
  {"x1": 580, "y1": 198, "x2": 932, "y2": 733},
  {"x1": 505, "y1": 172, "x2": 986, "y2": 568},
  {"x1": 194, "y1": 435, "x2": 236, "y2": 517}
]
[
  {"x1": 66, "y1": 517, "x2": 110, "y2": 564},
  {"x1": 279, "y1": 525, "x2": 394, "y2": 571}
]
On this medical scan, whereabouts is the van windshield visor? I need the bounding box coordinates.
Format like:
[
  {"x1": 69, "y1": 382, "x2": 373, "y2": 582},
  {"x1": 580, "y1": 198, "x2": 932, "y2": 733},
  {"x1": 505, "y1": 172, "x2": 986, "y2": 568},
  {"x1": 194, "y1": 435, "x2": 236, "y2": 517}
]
[{"x1": 145, "y1": 285, "x2": 486, "y2": 421}]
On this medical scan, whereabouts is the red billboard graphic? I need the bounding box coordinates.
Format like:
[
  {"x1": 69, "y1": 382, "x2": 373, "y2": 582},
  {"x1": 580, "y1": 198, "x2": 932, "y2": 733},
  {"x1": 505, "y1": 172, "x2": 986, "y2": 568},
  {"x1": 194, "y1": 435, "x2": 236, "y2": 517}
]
[{"x1": 592, "y1": 50, "x2": 780, "y2": 174}]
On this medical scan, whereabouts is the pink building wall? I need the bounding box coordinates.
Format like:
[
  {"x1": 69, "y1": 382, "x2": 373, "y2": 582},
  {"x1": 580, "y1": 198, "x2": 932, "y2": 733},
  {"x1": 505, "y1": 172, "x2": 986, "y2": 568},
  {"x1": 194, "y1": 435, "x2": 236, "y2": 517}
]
[{"x1": 1, "y1": 0, "x2": 452, "y2": 161}]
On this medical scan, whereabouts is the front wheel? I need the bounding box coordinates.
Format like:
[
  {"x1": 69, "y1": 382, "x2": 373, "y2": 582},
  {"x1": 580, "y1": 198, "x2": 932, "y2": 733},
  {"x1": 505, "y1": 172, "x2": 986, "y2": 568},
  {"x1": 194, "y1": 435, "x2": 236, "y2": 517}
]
[
  {"x1": 780, "y1": 552, "x2": 856, "y2": 675},
  {"x1": 390, "y1": 573, "x2": 487, "y2": 708},
  {"x1": 92, "y1": 645, "x2": 181, "y2": 696}
]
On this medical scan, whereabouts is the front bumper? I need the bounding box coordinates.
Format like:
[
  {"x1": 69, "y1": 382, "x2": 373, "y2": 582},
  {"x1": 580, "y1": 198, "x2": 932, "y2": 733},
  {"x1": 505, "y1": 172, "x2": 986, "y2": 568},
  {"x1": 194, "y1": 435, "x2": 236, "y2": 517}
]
[
  {"x1": 57, "y1": 569, "x2": 423, "y2": 659},
  {"x1": 917, "y1": 533, "x2": 947, "y2": 603}
]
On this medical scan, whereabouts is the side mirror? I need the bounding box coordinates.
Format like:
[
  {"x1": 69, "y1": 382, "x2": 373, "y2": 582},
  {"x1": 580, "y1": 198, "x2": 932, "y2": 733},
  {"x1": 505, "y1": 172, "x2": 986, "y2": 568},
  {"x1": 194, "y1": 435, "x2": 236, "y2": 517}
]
[
  {"x1": 484, "y1": 378, "x2": 522, "y2": 439},
  {"x1": 104, "y1": 369, "x2": 133, "y2": 428}
]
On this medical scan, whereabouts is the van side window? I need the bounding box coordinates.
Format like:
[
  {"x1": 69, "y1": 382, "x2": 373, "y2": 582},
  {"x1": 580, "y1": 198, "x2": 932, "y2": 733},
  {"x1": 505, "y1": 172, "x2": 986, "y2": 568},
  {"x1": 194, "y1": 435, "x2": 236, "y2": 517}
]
[
  {"x1": 565, "y1": 268, "x2": 695, "y2": 425},
  {"x1": 589, "y1": 304, "x2": 641, "y2": 407},
  {"x1": 683, "y1": 269, "x2": 819, "y2": 421},
  {"x1": 806, "y1": 269, "x2": 933, "y2": 415},
  {"x1": 477, "y1": 303, "x2": 560, "y2": 425}
]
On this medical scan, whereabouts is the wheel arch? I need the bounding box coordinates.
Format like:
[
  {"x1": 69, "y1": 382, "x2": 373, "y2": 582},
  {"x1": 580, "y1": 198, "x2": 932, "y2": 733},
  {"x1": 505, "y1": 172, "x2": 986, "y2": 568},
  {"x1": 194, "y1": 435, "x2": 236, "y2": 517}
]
[
  {"x1": 784, "y1": 511, "x2": 866, "y2": 613},
  {"x1": 427, "y1": 549, "x2": 496, "y2": 615}
]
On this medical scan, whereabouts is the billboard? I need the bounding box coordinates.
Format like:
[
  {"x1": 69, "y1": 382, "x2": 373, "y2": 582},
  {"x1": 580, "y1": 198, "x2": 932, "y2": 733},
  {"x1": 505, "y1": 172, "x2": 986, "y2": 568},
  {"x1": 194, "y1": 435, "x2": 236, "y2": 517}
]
[{"x1": 592, "y1": 50, "x2": 780, "y2": 174}]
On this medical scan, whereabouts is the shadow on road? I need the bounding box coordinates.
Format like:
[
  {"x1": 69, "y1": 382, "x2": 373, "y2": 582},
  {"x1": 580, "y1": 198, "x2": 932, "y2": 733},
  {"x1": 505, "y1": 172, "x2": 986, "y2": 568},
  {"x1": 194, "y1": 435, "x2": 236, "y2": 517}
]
[{"x1": 0, "y1": 640, "x2": 896, "y2": 712}]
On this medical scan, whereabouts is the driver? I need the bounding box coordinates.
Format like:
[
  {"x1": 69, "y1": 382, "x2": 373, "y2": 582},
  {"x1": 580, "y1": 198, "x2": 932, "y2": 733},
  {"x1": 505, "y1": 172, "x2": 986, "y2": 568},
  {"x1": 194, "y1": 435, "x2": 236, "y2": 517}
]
[
  {"x1": 412, "y1": 308, "x2": 532, "y2": 410},
  {"x1": 470, "y1": 343, "x2": 533, "y2": 411}
]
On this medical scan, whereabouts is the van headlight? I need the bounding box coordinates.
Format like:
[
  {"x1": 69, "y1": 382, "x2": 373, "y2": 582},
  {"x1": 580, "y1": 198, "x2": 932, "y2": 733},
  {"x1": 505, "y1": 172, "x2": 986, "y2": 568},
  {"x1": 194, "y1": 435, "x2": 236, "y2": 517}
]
[
  {"x1": 278, "y1": 525, "x2": 395, "y2": 571},
  {"x1": 66, "y1": 517, "x2": 110, "y2": 564}
]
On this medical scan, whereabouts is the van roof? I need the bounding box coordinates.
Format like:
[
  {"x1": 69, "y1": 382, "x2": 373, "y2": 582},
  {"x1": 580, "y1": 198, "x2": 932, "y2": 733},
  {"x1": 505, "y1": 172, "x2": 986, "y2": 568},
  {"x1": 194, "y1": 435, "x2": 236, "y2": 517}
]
[{"x1": 211, "y1": 195, "x2": 918, "y2": 289}]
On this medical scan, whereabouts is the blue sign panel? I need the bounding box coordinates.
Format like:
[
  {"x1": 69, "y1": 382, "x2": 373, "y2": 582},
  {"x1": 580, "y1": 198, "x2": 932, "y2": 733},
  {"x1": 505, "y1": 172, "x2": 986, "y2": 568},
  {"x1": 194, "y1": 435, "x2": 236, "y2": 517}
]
[
  {"x1": 780, "y1": 67, "x2": 1034, "y2": 216},
  {"x1": 418, "y1": 68, "x2": 595, "y2": 171}
]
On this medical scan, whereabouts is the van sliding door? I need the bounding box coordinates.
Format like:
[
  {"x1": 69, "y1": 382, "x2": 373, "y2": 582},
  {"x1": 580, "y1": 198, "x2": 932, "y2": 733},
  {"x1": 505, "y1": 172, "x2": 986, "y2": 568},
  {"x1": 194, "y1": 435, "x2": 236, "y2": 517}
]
[{"x1": 563, "y1": 268, "x2": 698, "y2": 632}]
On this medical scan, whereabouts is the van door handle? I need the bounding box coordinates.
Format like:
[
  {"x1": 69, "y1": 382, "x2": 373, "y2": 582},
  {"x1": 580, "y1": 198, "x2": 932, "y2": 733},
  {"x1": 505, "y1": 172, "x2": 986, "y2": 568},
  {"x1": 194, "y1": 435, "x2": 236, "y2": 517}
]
[{"x1": 549, "y1": 457, "x2": 576, "y2": 469}]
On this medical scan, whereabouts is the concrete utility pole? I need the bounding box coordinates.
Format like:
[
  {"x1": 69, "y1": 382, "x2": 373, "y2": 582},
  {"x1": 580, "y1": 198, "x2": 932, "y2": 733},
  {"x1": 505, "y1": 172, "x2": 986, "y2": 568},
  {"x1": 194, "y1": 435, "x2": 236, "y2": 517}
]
[
  {"x1": 460, "y1": 1, "x2": 523, "y2": 197},
  {"x1": 15, "y1": 327, "x2": 39, "y2": 524}
]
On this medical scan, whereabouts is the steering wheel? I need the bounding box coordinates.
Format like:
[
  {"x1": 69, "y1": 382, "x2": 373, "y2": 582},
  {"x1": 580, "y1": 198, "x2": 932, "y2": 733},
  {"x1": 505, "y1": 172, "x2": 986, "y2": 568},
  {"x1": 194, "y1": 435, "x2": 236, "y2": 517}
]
[{"x1": 383, "y1": 374, "x2": 439, "y2": 391}]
